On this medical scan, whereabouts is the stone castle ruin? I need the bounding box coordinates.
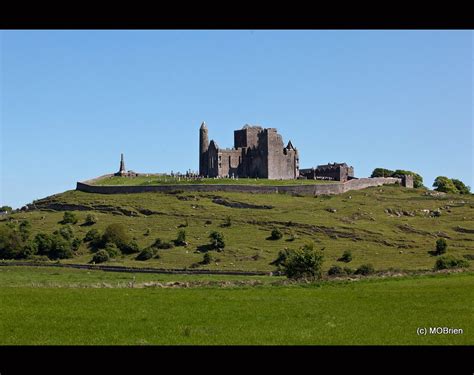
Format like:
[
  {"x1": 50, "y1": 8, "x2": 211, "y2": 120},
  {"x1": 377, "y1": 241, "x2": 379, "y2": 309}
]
[
  {"x1": 76, "y1": 120, "x2": 414, "y2": 195},
  {"x1": 199, "y1": 122, "x2": 299, "y2": 179}
]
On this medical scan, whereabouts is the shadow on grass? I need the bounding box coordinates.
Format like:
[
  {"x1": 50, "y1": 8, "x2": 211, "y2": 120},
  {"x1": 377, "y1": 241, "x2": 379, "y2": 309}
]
[{"x1": 196, "y1": 244, "x2": 215, "y2": 253}]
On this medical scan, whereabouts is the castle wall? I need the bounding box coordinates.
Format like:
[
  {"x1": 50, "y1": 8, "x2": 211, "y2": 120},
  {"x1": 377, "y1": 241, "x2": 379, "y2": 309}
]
[
  {"x1": 217, "y1": 149, "x2": 242, "y2": 177},
  {"x1": 76, "y1": 177, "x2": 403, "y2": 196},
  {"x1": 264, "y1": 129, "x2": 298, "y2": 180},
  {"x1": 234, "y1": 127, "x2": 261, "y2": 149}
]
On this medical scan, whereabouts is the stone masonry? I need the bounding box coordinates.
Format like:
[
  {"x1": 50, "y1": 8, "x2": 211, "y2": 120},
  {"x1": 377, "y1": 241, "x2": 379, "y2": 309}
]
[{"x1": 199, "y1": 122, "x2": 299, "y2": 179}]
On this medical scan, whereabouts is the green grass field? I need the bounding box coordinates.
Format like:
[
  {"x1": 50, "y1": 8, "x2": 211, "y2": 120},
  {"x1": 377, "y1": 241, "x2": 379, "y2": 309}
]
[
  {"x1": 92, "y1": 175, "x2": 337, "y2": 186},
  {"x1": 0, "y1": 266, "x2": 472, "y2": 345},
  {"x1": 9, "y1": 184, "x2": 473, "y2": 273}
]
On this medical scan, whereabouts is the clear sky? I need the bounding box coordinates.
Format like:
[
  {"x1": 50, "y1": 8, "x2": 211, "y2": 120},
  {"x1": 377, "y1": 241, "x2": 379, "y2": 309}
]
[{"x1": 1, "y1": 30, "x2": 472, "y2": 208}]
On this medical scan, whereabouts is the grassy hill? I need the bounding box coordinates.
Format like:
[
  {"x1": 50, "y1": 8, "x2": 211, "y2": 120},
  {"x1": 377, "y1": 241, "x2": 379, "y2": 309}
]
[{"x1": 4, "y1": 184, "x2": 473, "y2": 273}]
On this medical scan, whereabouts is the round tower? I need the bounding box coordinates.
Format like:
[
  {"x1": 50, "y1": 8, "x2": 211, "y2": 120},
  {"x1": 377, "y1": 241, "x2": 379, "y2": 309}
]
[{"x1": 199, "y1": 122, "x2": 209, "y2": 176}]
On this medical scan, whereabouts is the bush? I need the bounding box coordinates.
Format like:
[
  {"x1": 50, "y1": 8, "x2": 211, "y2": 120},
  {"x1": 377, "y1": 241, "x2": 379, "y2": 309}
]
[
  {"x1": 270, "y1": 228, "x2": 283, "y2": 240},
  {"x1": 92, "y1": 249, "x2": 109, "y2": 264},
  {"x1": 71, "y1": 238, "x2": 82, "y2": 251},
  {"x1": 104, "y1": 242, "x2": 121, "y2": 258},
  {"x1": 120, "y1": 240, "x2": 141, "y2": 254},
  {"x1": 434, "y1": 256, "x2": 470, "y2": 270},
  {"x1": 288, "y1": 229, "x2": 298, "y2": 241},
  {"x1": 339, "y1": 250, "x2": 353, "y2": 263},
  {"x1": 174, "y1": 229, "x2": 187, "y2": 246},
  {"x1": 61, "y1": 211, "x2": 78, "y2": 225},
  {"x1": 201, "y1": 253, "x2": 212, "y2": 265},
  {"x1": 84, "y1": 214, "x2": 98, "y2": 226},
  {"x1": 101, "y1": 223, "x2": 130, "y2": 249},
  {"x1": 209, "y1": 231, "x2": 225, "y2": 250},
  {"x1": 222, "y1": 216, "x2": 232, "y2": 227},
  {"x1": 151, "y1": 238, "x2": 174, "y2": 249},
  {"x1": 343, "y1": 267, "x2": 354, "y2": 275},
  {"x1": 270, "y1": 248, "x2": 292, "y2": 267},
  {"x1": 84, "y1": 229, "x2": 101, "y2": 243},
  {"x1": 435, "y1": 238, "x2": 447, "y2": 255},
  {"x1": 355, "y1": 264, "x2": 375, "y2": 276},
  {"x1": 328, "y1": 265, "x2": 346, "y2": 276},
  {"x1": 280, "y1": 244, "x2": 324, "y2": 280},
  {"x1": 136, "y1": 248, "x2": 155, "y2": 261}
]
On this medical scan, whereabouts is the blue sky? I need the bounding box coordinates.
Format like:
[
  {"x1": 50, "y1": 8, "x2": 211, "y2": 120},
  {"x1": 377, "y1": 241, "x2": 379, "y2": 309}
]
[{"x1": 1, "y1": 30, "x2": 472, "y2": 208}]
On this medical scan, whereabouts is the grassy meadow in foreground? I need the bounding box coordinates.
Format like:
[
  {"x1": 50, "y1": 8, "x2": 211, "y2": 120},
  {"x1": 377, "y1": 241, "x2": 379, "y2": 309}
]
[{"x1": 0, "y1": 266, "x2": 472, "y2": 345}]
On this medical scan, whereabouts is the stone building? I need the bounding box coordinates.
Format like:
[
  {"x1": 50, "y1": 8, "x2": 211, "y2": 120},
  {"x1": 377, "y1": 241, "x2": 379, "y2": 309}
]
[
  {"x1": 199, "y1": 122, "x2": 299, "y2": 179},
  {"x1": 300, "y1": 162, "x2": 354, "y2": 182}
]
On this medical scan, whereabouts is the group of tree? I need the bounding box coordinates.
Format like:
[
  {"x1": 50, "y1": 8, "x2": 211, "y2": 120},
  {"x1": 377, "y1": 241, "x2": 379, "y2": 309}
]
[
  {"x1": 371, "y1": 168, "x2": 424, "y2": 188},
  {"x1": 86, "y1": 223, "x2": 141, "y2": 263},
  {"x1": 432, "y1": 177, "x2": 471, "y2": 194},
  {"x1": 0, "y1": 220, "x2": 81, "y2": 260}
]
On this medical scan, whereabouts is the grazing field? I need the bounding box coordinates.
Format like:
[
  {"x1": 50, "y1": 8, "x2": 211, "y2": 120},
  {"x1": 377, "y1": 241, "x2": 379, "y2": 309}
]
[
  {"x1": 91, "y1": 175, "x2": 337, "y2": 186},
  {"x1": 6, "y1": 184, "x2": 473, "y2": 273},
  {"x1": 0, "y1": 266, "x2": 472, "y2": 345}
]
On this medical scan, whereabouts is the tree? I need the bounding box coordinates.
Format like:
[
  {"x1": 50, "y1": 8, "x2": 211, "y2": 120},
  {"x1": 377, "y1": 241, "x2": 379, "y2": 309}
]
[
  {"x1": 338, "y1": 250, "x2": 352, "y2": 263},
  {"x1": 61, "y1": 211, "x2": 78, "y2": 225},
  {"x1": 392, "y1": 170, "x2": 423, "y2": 188},
  {"x1": 279, "y1": 243, "x2": 324, "y2": 280},
  {"x1": 34, "y1": 233, "x2": 54, "y2": 256},
  {"x1": 355, "y1": 264, "x2": 375, "y2": 275},
  {"x1": 49, "y1": 234, "x2": 74, "y2": 259},
  {"x1": 55, "y1": 225, "x2": 74, "y2": 241},
  {"x1": 19, "y1": 220, "x2": 31, "y2": 241},
  {"x1": 84, "y1": 214, "x2": 98, "y2": 226},
  {"x1": 174, "y1": 229, "x2": 187, "y2": 246},
  {"x1": 136, "y1": 247, "x2": 155, "y2": 261},
  {"x1": 84, "y1": 228, "x2": 101, "y2": 243},
  {"x1": 270, "y1": 228, "x2": 283, "y2": 240},
  {"x1": 435, "y1": 238, "x2": 447, "y2": 255},
  {"x1": 371, "y1": 168, "x2": 394, "y2": 178},
  {"x1": 209, "y1": 231, "x2": 225, "y2": 250},
  {"x1": 451, "y1": 179, "x2": 471, "y2": 195},
  {"x1": 0, "y1": 206, "x2": 13, "y2": 213},
  {"x1": 0, "y1": 225, "x2": 24, "y2": 259},
  {"x1": 92, "y1": 249, "x2": 109, "y2": 264},
  {"x1": 434, "y1": 256, "x2": 469, "y2": 270},
  {"x1": 101, "y1": 223, "x2": 130, "y2": 249},
  {"x1": 201, "y1": 253, "x2": 212, "y2": 265},
  {"x1": 433, "y1": 176, "x2": 458, "y2": 194},
  {"x1": 104, "y1": 242, "x2": 120, "y2": 258}
]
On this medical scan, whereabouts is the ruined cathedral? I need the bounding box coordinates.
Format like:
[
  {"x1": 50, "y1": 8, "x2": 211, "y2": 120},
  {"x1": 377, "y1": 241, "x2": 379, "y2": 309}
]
[{"x1": 199, "y1": 122, "x2": 299, "y2": 179}]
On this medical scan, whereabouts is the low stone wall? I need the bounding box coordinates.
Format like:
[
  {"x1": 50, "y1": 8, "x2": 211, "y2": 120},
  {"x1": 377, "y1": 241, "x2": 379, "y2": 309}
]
[{"x1": 76, "y1": 177, "x2": 402, "y2": 196}]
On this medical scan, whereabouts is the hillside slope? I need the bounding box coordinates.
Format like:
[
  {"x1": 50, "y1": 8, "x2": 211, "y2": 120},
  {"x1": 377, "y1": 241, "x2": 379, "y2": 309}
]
[{"x1": 5, "y1": 185, "x2": 474, "y2": 272}]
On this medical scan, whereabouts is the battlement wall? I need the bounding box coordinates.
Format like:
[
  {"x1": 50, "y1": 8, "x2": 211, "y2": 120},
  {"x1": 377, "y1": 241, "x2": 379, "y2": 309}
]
[{"x1": 76, "y1": 177, "x2": 403, "y2": 196}]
